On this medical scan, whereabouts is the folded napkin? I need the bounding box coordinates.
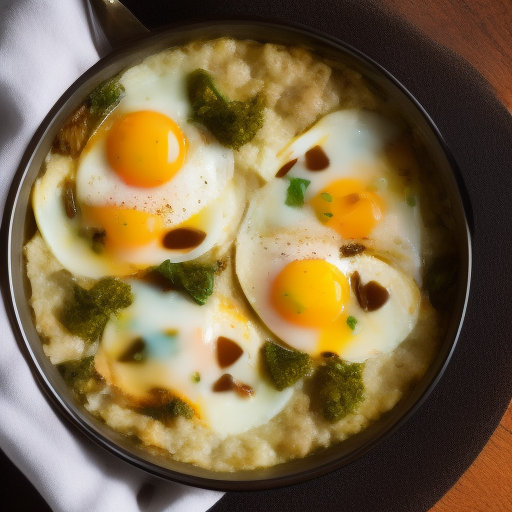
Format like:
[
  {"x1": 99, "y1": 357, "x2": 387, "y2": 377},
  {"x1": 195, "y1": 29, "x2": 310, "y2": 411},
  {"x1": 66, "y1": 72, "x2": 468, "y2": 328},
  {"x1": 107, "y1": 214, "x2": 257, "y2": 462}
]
[{"x1": 0, "y1": 1, "x2": 223, "y2": 510}]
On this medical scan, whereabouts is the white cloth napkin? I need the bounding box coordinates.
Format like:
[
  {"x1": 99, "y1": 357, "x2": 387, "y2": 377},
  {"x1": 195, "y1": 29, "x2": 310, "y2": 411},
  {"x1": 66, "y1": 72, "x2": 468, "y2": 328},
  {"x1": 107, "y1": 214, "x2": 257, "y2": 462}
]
[{"x1": 0, "y1": 1, "x2": 224, "y2": 510}]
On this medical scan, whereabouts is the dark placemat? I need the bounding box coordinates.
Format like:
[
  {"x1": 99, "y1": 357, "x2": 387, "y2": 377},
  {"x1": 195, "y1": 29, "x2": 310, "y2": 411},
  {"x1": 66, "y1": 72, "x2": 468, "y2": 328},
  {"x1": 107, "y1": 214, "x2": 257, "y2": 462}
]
[
  {"x1": 2, "y1": 1, "x2": 512, "y2": 511},
  {"x1": 120, "y1": 1, "x2": 512, "y2": 511}
]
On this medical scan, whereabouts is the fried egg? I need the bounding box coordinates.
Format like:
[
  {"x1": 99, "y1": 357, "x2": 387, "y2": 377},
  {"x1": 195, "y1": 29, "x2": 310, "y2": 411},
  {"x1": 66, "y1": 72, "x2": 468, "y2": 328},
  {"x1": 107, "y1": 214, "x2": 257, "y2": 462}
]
[
  {"x1": 236, "y1": 228, "x2": 420, "y2": 362},
  {"x1": 94, "y1": 280, "x2": 293, "y2": 437},
  {"x1": 235, "y1": 109, "x2": 424, "y2": 361},
  {"x1": 33, "y1": 65, "x2": 239, "y2": 278},
  {"x1": 272, "y1": 109, "x2": 423, "y2": 282}
]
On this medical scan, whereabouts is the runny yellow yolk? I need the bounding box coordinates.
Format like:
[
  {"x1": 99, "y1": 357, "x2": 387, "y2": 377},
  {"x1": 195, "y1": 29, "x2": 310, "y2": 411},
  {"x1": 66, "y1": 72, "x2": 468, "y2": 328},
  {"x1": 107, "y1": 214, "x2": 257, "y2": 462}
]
[
  {"x1": 82, "y1": 205, "x2": 164, "y2": 249},
  {"x1": 81, "y1": 204, "x2": 212, "y2": 254},
  {"x1": 106, "y1": 110, "x2": 188, "y2": 188},
  {"x1": 271, "y1": 259, "x2": 354, "y2": 355},
  {"x1": 271, "y1": 259, "x2": 349, "y2": 327},
  {"x1": 310, "y1": 178, "x2": 385, "y2": 239}
]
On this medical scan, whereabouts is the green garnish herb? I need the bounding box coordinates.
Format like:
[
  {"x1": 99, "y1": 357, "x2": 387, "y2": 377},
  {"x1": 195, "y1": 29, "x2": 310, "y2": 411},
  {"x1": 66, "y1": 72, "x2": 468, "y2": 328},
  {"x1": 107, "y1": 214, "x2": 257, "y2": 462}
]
[
  {"x1": 90, "y1": 229, "x2": 107, "y2": 254},
  {"x1": 262, "y1": 341, "x2": 311, "y2": 391},
  {"x1": 285, "y1": 177, "x2": 311, "y2": 207},
  {"x1": 57, "y1": 356, "x2": 95, "y2": 388},
  {"x1": 406, "y1": 195, "x2": 417, "y2": 207},
  {"x1": 59, "y1": 278, "x2": 133, "y2": 342},
  {"x1": 192, "y1": 371, "x2": 201, "y2": 383},
  {"x1": 57, "y1": 356, "x2": 98, "y2": 398},
  {"x1": 87, "y1": 77, "x2": 125, "y2": 120},
  {"x1": 314, "y1": 355, "x2": 365, "y2": 422},
  {"x1": 321, "y1": 192, "x2": 333, "y2": 202},
  {"x1": 155, "y1": 260, "x2": 215, "y2": 305},
  {"x1": 139, "y1": 389, "x2": 195, "y2": 421},
  {"x1": 187, "y1": 69, "x2": 264, "y2": 150},
  {"x1": 53, "y1": 77, "x2": 124, "y2": 158},
  {"x1": 323, "y1": 212, "x2": 333, "y2": 218},
  {"x1": 346, "y1": 316, "x2": 358, "y2": 330}
]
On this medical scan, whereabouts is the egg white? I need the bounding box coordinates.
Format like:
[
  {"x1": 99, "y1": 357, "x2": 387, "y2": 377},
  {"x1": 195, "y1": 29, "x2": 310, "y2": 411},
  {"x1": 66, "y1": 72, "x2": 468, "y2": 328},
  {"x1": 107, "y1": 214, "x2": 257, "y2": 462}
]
[
  {"x1": 95, "y1": 280, "x2": 293, "y2": 437},
  {"x1": 273, "y1": 109, "x2": 423, "y2": 282},
  {"x1": 236, "y1": 147, "x2": 422, "y2": 362},
  {"x1": 236, "y1": 228, "x2": 421, "y2": 362},
  {"x1": 33, "y1": 65, "x2": 241, "y2": 278},
  {"x1": 78, "y1": 66, "x2": 234, "y2": 223}
]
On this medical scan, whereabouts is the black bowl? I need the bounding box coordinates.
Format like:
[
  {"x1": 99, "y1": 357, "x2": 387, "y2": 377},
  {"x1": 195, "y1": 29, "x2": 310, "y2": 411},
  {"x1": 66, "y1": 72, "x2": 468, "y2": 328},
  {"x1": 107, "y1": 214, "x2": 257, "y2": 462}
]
[{"x1": 0, "y1": 17, "x2": 471, "y2": 491}]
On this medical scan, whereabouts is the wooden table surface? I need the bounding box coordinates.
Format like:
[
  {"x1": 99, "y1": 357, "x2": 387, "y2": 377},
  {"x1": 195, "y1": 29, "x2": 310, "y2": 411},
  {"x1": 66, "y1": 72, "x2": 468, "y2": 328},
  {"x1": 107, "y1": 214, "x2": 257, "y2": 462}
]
[{"x1": 380, "y1": 1, "x2": 512, "y2": 511}]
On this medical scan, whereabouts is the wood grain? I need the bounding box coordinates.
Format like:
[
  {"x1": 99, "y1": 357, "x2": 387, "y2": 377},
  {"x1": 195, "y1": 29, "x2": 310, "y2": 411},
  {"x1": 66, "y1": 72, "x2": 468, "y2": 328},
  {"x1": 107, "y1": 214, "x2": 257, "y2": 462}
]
[
  {"x1": 381, "y1": 0, "x2": 512, "y2": 110},
  {"x1": 430, "y1": 404, "x2": 512, "y2": 512},
  {"x1": 380, "y1": 1, "x2": 512, "y2": 510}
]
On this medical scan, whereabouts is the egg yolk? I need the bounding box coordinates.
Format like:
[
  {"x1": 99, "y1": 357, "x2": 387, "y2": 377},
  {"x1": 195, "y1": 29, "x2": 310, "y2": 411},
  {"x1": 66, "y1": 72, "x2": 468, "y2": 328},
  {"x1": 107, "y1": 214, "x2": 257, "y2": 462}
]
[
  {"x1": 82, "y1": 204, "x2": 163, "y2": 249},
  {"x1": 310, "y1": 178, "x2": 385, "y2": 239},
  {"x1": 106, "y1": 111, "x2": 188, "y2": 188},
  {"x1": 271, "y1": 259, "x2": 350, "y2": 328}
]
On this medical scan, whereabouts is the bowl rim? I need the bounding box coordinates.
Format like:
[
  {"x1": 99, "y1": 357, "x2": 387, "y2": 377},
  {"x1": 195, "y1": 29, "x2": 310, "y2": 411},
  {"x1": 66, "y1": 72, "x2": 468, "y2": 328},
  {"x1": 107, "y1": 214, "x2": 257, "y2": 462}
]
[{"x1": 0, "y1": 15, "x2": 472, "y2": 491}]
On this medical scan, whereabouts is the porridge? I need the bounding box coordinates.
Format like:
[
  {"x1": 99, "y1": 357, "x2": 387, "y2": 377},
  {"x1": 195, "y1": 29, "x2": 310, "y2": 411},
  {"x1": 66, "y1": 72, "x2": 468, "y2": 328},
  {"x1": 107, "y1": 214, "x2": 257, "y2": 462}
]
[{"x1": 25, "y1": 38, "x2": 459, "y2": 471}]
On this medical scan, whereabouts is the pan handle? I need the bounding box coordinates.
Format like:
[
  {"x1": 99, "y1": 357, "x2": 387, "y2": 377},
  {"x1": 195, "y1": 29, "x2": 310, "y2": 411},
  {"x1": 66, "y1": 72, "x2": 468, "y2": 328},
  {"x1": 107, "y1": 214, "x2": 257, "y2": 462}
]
[{"x1": 87, "y1": 0, "x2": 150, "y2": 49}]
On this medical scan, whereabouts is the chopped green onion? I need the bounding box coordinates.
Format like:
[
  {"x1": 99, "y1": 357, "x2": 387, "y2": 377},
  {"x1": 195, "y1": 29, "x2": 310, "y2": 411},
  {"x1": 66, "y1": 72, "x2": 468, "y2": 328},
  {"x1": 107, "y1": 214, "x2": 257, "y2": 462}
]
[
  {"x1": 347, "y1": 316, "x2": 358, "y2": 330},
  {"x1": 321, "y1": 192, "x2": 333, "y2": 202},
  {"x1": 323, "y1": 212, "x2": 333, "y2": 218},
  {"x1": 406, "y1": 195, "x2": 416, "y2": 207},
  {"x1": 156, "y1": 260, "x2": 215, "y2": 305},
  {"x1": 285, "y1": 177, "x2": 311, "y2": 207}
]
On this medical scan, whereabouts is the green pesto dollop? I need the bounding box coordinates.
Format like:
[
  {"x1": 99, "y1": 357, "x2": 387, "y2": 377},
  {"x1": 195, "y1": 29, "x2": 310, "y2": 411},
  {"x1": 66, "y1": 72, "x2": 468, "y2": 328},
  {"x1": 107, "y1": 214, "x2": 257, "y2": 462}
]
[
  {"x1": 57, "y1": 356, "x2": 98, "y2": 399},
  {"x1": 52, "y1": 77, "x2": 125, "y2": 158},
  {"x1": 155, "y1": 260, "x2": 216, "y2": 305},
  {"x1": 60, "y1": 278, "x2": 133, "y2": 342},
  {"x1": 313, "y1": 355, "x2": 365, "y2": 422},
  {"x1": 87, "y1": 76, "x2": 125, "y2": 120},
  {"x1": 263, "y1": 341, "x2": 311, "y2": 391},
  {"x1": 187, "y1": 69, "x2": 264, "y2": 150},
  {"x1": 138, "y1": 392, "x2": 195, "y2": 421}
]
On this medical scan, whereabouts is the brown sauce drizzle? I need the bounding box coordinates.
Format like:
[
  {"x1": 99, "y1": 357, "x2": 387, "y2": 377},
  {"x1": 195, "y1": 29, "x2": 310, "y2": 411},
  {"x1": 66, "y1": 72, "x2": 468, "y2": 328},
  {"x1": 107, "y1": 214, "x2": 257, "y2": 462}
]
[
  {"x1": 118, "y1": 337, "x2": 146, "y2": 363},
  {"x1": 275, "y1": 158, "x2": 298, "y2": 178},
  {"x1": 345, "y1": 192, "x2": 361, "y2": 205},
  {"x1": 52, "y1": 103, "x2": 90, "y2": 158},
  {"x1": 320, "y1": 351, "x2": 338, "y2": 359},
  {"x1": 139, "y1": 269, "x2": 175, "y2": 291},
  {"x1": 63, "y1": 179, "x2": 79, "y2": 219},
  {"x1": 351, "y1": 271, "x2": 389, "y2": 312},
  {"x1": 216, "y1": 336, "x2": 243, "y2": 368},
  {"x1": 212, "y1": 374, "x2": 254, "y2": 398},
  {"x1": 91, "y1": 228, "x2": 106, "y2": 253},
  {"x1": 79, "y1": 226, "x2": 107, "y2": 254},
  {"x1": 340, "y1": 243, "x2": 366, "y2": 257},
  {"x1": 305, "y1": 145, "x2": 330, "y2": 171},
  {"x1": 162, "y1": 227, "x2": 207, "y2": 250}
]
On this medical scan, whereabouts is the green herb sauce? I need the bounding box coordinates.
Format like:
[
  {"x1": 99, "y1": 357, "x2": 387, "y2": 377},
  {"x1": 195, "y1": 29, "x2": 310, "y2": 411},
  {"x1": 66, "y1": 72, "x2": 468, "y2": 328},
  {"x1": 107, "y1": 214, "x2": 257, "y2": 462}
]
[
  {"x1": 313, "y1": 355, "x2": 365, "y2": 422},
  {"x1": 187, "y1": 69, "x2": 264, "y2": 150},
  {"x1": 263, "y1": 341, "x2": 311, "y2": 391},
  {"x1": 59, "y1": 278, "x2": 133, "y2": 342}
]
